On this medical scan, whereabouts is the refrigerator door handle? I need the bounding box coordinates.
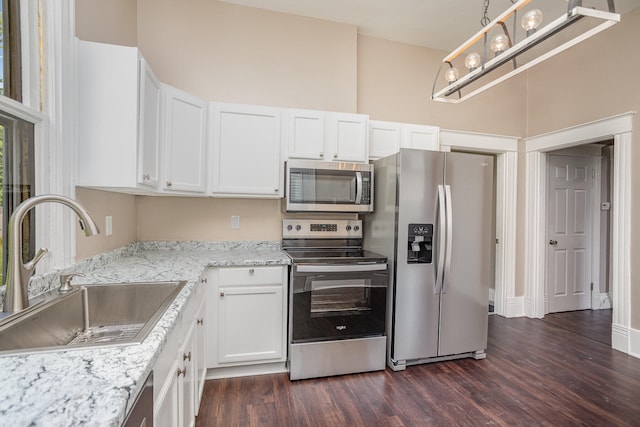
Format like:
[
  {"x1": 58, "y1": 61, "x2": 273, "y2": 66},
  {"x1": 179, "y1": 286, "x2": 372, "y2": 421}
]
[
  {"x1": 442, "y1": 184, "x2": 453, "y2": 294},
  {"x1": 436, "y1": 185, "x2": 446, "y2": 294}
]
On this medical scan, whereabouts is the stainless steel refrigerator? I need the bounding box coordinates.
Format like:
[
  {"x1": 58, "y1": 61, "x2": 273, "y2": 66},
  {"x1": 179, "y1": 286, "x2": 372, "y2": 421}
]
[{"x1": 363, "y1": 148, "x2": 494, "y2": 371}]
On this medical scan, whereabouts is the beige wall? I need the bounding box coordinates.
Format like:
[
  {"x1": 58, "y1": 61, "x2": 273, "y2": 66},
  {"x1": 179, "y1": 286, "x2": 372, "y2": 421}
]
[
  {"x1": 357, "y1": 36, "x2": 527, "y2": 136},
  {"x1": 136, "y1": 0, "x2": 358, "y2": 112},
  {"x1": 526, "y1": 6, "x2": 640, "y2": 327},
  {"x1": 75, "y1": 0, "x2": 137, "y2": 46},
  {"x1": 75, "y1": 188, "x2": 138, "y2": 259},
  {"x1": 136, "y1": 197, "x2": 283, "y2": 241}
]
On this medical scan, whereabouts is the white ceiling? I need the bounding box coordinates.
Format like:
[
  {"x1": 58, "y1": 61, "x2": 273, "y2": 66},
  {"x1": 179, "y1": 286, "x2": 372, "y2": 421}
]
[{"x1": 219, "y1": 0, "x2": 639, "y2": 51}]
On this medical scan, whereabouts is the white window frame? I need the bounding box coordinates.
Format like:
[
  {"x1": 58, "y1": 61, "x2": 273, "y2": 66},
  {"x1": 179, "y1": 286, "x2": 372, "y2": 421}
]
[{"x1": 0, "y1": 0, "x2": 79, "y2": 274}]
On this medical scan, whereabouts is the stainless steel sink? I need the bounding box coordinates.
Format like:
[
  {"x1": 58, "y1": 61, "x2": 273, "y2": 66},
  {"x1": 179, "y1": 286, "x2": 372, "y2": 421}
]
[{"x1": 0, "y1": 281, "x2": 186, "y2": 356}]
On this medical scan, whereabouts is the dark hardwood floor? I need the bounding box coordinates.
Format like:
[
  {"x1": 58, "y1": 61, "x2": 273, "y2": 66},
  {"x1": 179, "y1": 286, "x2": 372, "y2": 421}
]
[{"x1": 196, "y1": 309, "x2": 640, "y2": 426}]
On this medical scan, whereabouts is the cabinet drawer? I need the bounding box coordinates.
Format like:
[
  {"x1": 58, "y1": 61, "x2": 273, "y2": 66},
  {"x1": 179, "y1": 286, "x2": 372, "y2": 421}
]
[{"x1": 218, "y1": 266, "x2": 283, "y2": 286}]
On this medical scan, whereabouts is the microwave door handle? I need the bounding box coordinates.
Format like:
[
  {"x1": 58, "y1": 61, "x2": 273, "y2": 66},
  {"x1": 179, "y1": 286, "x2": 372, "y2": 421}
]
[{"x1": 355, "y1": 172, "x2": 363, "y2": 204}]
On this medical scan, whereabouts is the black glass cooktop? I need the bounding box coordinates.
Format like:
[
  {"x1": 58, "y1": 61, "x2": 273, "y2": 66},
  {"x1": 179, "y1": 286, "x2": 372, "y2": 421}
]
[{"x1": 284, "y1": 249, "x2": 387, "y2": 264}]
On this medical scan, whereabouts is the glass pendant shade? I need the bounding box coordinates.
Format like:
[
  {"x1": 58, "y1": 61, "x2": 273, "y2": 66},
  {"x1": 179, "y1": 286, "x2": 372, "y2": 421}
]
[
  {"x1": 464, "y1": 53, "x2": 481, "y2": 71},
  {"x1": 521, "y1": 9, "x2": 543, "y2": 35},
  {"x1": 490, "y1": 34, "x2": 509, "y2": 56},
  {"x1": 444, "y1": 67, "x2": 459, "y2": 83}
]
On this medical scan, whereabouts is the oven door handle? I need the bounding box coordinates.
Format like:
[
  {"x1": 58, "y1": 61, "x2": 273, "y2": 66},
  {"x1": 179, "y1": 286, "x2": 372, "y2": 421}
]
[
  {"x1": 295, "y1": 263, "x2": 387, "y2": 273},
  {"x1": 311, "y1": 283, "x2": 387, "y2": 291}
]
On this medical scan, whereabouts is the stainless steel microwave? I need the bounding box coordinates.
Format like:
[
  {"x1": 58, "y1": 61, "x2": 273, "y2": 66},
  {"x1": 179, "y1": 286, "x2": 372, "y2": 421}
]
[{"x1": 284, "y1": 159, "x2": 374, "y2": 213}]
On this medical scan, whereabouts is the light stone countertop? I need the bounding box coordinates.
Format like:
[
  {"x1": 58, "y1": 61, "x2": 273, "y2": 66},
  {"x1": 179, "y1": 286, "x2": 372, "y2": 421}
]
[{"x1": 0, "y1": 241, "x2": 290, "y2": 427}]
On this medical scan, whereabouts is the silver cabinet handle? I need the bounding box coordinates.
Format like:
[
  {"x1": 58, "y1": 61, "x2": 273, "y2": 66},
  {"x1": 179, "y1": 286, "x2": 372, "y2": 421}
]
[
  {"x1": 142, "y1": 174, "x2": 150, "y2": 181},
  {"x1": 319, "y1": 152, "x2": 324, "y2": 158},
  {"x1": 200, "y1": 277, "x2": 208, "y2": 284},
  {"x1": 333, "y1": 153, "x2": 338, "y2": 159},
  {"x1": 183, "y1": 351, "x2": 192, "y2": 362},
  {"x1": 220, "y1": 291, "x2": 225, "y2": 297},
  {"x1": 177, "y1": 367, "x2": 186, "y2": 377},
  {"x1": 166, "y1": 181, "x2": 172, "y2": 187},
  {"x1": 249, "y1": 268, "x2": 255, "y2": 274},
  {"x1": 197, "y1": 318, "x2": 204, "y2": 325}
]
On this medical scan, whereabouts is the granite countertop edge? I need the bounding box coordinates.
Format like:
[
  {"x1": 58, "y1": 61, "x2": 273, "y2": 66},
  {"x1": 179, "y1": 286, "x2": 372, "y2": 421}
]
[{"x1": 0, "y1": 241, "x2": 290, "y2": 427}]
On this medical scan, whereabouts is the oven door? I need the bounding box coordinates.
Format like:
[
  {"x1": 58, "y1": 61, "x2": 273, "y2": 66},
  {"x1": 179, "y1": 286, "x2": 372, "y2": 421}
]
[{"x1": 290, "y1": 263, "x2": 387, "y2": 343}]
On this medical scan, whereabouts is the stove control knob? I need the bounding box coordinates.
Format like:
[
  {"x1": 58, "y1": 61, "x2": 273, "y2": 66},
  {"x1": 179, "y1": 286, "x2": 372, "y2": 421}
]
[
  {"x1": 287, "y1": 225, "x2": 293, "y2": 231},
  {"x1": 295, "y1": 225, "x2": 302, "y2": 231},
  {"x1": 346, "y1": 225, "x2": 352, "y2": 231},
  {"x1": 354, "y1": 225, "x2": 360, "y2": 232}
]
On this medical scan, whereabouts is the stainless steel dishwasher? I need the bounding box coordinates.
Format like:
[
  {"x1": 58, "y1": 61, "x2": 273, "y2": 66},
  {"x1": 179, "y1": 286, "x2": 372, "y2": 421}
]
[{"x1": 123, "y1": 371, "x2": 153, "y2": 427}]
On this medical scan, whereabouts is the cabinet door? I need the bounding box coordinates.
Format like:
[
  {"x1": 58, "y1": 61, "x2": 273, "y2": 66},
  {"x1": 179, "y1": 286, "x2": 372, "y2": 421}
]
[
  {"x1": 326, "y1": 112, "x2": 368, "y2": 162},
  {"x1": 217, "y1": 285, "x2": 284, "y2": 364},
  {"x1": 180, "y1": 322, "x2": 196, "y2": 427},
  {"x1": 211, "y1": 103, "x2": 283, "y2": 197},
  {"x1": 193, "y1": 298, "x2": 207, "y2": 416},
  {"x1": 401, "y1": 124, "x2": 440, "y2": 151},
  {"x1": 137, "y1": 58, "x2": 162, "y2": 188},
  {"x1": 287, "y1": 109, "x2": 326, "y2": 160},
  {"x1": 154, "y1": 361, "x2": 180, "y2": 427},
  {"x1": 369, "y1": 120, "x2": 402, "y2": 160},
  {"x1": 163, "y1": 85, "x2": 208, "y2": 193}
]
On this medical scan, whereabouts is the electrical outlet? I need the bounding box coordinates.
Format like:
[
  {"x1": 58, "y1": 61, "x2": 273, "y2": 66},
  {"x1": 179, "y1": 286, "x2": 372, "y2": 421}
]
[
  {"x1": 231, "y1": 215, "x2": 240, "y2": 229},
  {"x1": 105, "y1": 216, "x2": 113, "y2": 236}
]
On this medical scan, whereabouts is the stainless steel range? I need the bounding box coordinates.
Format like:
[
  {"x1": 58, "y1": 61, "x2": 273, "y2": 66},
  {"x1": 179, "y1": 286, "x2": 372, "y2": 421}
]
[{"x1": 282, "y1": 219, "x2": 388, "y2": 380}]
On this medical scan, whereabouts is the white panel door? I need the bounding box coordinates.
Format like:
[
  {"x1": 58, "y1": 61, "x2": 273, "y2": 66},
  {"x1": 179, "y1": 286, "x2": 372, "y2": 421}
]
[{"x1": 547, "y1": 155, "x2": 592, "y2": 313}]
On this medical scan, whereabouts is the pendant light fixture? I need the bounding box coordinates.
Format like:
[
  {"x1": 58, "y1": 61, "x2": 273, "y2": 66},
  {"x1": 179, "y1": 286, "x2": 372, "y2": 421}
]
[{"x1": 431, "y1": 0, "x2": 620, "y2": 104}]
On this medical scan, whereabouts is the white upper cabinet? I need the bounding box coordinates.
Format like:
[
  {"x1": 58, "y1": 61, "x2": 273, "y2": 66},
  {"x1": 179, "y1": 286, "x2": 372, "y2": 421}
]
[
  {"x1": 368, "y1": 120, "x2": 402, "y2": 160},
  {"x1": 77, "y1": 40, "x2": 161, "y2": 193},
  {"x1": 400, "y1": 124, "x2": 440, "y2": 151},
  {"x1": 286, "y1": 109, "x2": 368, "y2": 163},
  {"x1": 162, "y1": 85, "x2": 208, "y2": 194},
  {"x1": 139, "y1": 60, "x2": 162, "y2": 188},
  {"x1": 286, "y1": 109, "x2": 325, "y2": 160},
  {"x1": 369, "y1": 120, "x2": 440, "y2": 160},
  {"x1": 210, "y1": 103, "x2": 283, "y2": 197}
]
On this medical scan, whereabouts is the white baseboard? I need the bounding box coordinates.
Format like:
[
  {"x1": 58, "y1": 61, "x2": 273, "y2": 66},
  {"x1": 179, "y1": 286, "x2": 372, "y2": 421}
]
[
  {"x1": 612, "y1": 323, "x2": 630, "y2": 354},
  {"x1": 206, "y1": 361, "x2": 287, "y2": 380},
  {"x1": 505, "y1": 296, "x2": 525, "y2": 318},
  {"x1": 591, "y1": 291, "x2": 612, "y2": 310}
]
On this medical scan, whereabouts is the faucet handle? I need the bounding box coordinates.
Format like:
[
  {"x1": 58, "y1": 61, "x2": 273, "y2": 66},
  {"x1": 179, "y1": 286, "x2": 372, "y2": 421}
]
[
  {"x1": 59, "y1": 273, "x2": 84, "y2": 293},
  {"x1": 23, "y1": 248, "x2": 49, "y2": 271}
]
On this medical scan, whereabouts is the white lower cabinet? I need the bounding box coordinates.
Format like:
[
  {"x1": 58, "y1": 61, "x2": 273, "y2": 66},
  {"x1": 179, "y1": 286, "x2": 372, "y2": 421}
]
[
  {"x1": 154, "y1": 278, "x2": 207, "y2": 427},
  {"x1": 206, "y1": 266, "x2": 287, "y2": 370},
  {"x1": 193, "y1": 296, "x2": 207, "y2": 415}
]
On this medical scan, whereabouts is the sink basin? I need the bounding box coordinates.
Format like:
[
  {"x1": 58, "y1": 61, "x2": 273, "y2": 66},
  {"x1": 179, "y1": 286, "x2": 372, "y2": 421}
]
[{"x1": 0, "y1": 281, "x2": 186, "y2": 356}]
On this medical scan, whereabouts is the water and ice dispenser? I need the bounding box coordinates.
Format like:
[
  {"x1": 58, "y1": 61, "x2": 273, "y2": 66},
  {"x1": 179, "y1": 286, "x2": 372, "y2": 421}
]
[{"x1": 407, "y1": 223, "x2": 433, "y2": 264}]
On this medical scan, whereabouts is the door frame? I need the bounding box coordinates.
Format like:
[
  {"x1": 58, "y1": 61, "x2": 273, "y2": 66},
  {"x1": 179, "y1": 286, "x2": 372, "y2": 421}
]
[
  {"x1": 440, "y1": 130, "x2": 519, "y2": 318},
  {"x1": 545, "y1": 151, "x2": 601, "y2": 313},
  {"x1": 524, "y1": 112, "x2": 633, "y2": 355}
]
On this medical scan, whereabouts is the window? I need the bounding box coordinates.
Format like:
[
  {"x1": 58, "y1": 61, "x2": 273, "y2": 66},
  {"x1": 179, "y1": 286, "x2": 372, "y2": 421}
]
[
  {"x1": 0, "y1": 0, "x2": 35, "y2": 285},
  {"x1": 0, "y1": 113, "x2": 35, "y2": 283}
]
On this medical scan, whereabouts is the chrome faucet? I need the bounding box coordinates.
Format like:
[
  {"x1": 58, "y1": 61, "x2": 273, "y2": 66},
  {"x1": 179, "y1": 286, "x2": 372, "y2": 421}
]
[{"x1": 2, "y1": 195, "x2": 100, "y2": 314}]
